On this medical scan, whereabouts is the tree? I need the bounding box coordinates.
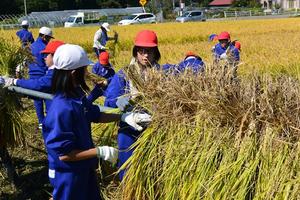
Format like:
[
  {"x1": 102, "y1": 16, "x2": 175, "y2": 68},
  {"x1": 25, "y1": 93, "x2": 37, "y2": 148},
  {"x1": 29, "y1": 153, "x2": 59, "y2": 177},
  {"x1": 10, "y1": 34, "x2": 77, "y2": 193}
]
[
  {"x1": 98, "y1": 0, "x2": 122, "y2": 8},
  {"x1": 0, "y1": 0, "x2": 20, "y2": 14}
]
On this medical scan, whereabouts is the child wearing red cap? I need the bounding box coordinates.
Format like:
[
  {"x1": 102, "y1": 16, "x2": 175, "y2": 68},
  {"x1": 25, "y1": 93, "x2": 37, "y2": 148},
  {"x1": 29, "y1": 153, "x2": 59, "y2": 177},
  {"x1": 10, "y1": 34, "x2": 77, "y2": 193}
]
[
  {"x1": 212, "y1": 31, "x2": 240, "y2": 65},
  {"x1": 104, "y1": 30, "x2": 160, "y2": 180},
  {"x1": 162, "y1": 51, "x2": 205, "y2": 74},
  {"x1": 87, "y1": 51, "x2": 115, "y2": 103}
]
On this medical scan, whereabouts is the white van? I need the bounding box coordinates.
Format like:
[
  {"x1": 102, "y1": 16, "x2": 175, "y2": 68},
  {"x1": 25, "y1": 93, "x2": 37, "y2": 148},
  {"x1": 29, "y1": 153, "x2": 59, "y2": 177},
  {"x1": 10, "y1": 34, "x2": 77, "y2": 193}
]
[
  {"x1": 118, "y1": 13, "x2": 156, "y2": 25},
  {"x1": 64, "y1": 12, "x2": 101, "y2": 27}
]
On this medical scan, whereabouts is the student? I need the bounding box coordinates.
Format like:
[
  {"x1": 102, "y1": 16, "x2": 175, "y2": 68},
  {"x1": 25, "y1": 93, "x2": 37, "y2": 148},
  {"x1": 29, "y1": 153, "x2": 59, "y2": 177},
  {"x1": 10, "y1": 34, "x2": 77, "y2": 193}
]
[
  {"x1": 16, "y1": 20, "x2": 34, "y2": 47},
  {"x1": 93, "y1": 23, "x2": 116, "y2": 57},
  {"x1": 87, "y1": 51, "x2": 115, "y2": 103},
  {"x1": 162, "y1": 51, "x2": 205, "y2": 74},
  {"x1": 104, "y1": 30, "x2": 161, "y2": 180},
  {"x1": 43, "y1": 44, "x2": 151, "y2": 200},
  {"x1": 29, "y1": 26, "x2": 54, "y2": 129},
  {"x1": 212, "y1": 31, "x2": 240, "y2": 64}
]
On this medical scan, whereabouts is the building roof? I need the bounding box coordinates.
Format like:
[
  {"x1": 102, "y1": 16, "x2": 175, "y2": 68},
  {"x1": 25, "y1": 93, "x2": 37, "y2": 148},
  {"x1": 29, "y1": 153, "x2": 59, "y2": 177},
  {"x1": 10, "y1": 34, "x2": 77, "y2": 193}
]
[{"x1": 209, "y1": 0, "x2": 233, "y2": 6}]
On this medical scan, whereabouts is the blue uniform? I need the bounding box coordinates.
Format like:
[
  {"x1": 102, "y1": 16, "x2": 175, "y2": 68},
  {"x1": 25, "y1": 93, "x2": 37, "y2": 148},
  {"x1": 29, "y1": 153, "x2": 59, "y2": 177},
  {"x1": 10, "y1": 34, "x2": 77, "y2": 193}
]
[
  {"x1": 29, "y1": 37, "x2": 48, "y2": 78},
  {"x1": 28, "y1": 37, "x2": 48, "y2": 124},
  {"x1": 104, "y1": 70, "x2": 141, "y2": 180},
  {"x1": 162, "y1": 56, "x2": 205, "y2": 74},
  {"x1": 16, "y1": 68, "x2": 54, "y2": 112},
  {"x1": 16, "y1": 28, "x2": 34, "y2": 47},
  {"x1": 92, "y1": 62, "x2": 115, "y2": 80},
  {"x1": 87, "y1": 62, "x2": 115, "y2": 103},
  {"x1": 43, "y1": 88, "x2": 101, "y2": 200},
  {"x1": 16, "y1": 68, "x2": 53, "y2": 92},
  {"x1": 213, "y1": 43, "x2": 240, "y2": 62}
]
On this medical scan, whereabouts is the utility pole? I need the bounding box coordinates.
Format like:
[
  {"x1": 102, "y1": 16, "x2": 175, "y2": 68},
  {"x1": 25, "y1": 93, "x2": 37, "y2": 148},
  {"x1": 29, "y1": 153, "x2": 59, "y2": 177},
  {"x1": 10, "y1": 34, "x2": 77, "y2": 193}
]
[
  {"x1": 179, "y1": 0, "x2": 184, "y2": 16},
  {"x1": 24, "y1": 0, "x2": 27, "y2": 16}
]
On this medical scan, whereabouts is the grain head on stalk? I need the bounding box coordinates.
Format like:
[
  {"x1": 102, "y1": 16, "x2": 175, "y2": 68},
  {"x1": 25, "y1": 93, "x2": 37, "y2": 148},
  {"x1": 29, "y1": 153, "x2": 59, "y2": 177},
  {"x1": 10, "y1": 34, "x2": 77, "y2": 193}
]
[{"x1": 116, "y1": 60, "x2": 300, "y2": 200}]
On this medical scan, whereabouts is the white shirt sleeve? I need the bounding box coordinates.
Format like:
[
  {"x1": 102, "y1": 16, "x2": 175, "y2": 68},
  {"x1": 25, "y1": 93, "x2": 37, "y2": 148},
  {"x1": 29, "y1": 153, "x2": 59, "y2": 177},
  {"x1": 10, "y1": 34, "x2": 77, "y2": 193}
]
[{"x1": 93, "y1": 29, "x2": 105, "y2": 49}]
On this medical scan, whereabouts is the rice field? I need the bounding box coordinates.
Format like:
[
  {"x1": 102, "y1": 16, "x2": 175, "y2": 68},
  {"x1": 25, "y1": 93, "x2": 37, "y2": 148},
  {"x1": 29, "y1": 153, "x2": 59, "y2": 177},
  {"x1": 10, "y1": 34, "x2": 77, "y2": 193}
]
[
  {"x1": 2, "y1": 18, "x2": 300, "y2": 199},
  {"x1": 2, "y1": 18, "x2": 300, "y2": 76}
]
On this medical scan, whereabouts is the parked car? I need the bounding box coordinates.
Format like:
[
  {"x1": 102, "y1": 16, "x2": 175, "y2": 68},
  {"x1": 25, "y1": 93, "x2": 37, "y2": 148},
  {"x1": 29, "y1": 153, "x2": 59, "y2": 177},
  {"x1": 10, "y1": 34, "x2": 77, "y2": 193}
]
[
  {"x1": 64, "y1": 12, "x2": 101, "y2": 27},
  {"x1": 118, "y1": 13, "x2": 156, "y2": 25},
  {"x1": 176, "y1": 10, "x2": 206, "y2": 23}
]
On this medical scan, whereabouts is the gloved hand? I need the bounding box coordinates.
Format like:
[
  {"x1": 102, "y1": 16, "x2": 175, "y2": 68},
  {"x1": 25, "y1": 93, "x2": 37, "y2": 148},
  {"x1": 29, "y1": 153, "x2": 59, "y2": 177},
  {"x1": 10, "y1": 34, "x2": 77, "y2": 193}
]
[
  {"x1": 96, "y1": 146, "x2": 118, "y2": 165},
  {"x1": 121, "y1": 112, "x2": 152, "y2": 131},
  {"x1": 116, "y1": 96, "x2": 130, "y2": 111},
  {"x1": 220, "y1": 53, "x2": 227, "y2": 59},
  {"x1": 0, "y1": 76, "x2": 15, "y2": 88},
  {"x1": 211, "y1": 46, "x2": 215, "y2": 53},
  {"x1": 100, "y1": 46, "x2": 109, "y2": 50},
  {"x1": 16, "y1": 64, "x2": 24, "y2": 73}
]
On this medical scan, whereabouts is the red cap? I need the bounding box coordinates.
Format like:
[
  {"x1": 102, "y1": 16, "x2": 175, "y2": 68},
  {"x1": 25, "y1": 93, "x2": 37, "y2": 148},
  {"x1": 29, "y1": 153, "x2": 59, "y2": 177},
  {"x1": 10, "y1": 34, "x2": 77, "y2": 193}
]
[
  {"x1": 134, "y1": 30, "x2": 158, "y2": 47},
  {"x1": 185, "y1": 51, "x2": 196, "y2": 57},
  {"x1": 218, "y1": 31, "x2": 230, "y2": 40},
  {"x1": 235, "y1": 41, "x2": 241, "y2": 51},
  {"x1": 99, "y1": 51, "x2": 109, "y2": 65},
  {"x1": 41, "y1": 40, "x2": 65, "y2": 54}
]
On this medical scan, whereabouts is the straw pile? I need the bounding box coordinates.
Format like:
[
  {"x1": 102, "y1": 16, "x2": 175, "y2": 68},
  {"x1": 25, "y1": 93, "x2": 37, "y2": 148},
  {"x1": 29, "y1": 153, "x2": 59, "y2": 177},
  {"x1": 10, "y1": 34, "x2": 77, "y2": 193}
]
[{"x1": 116, "y1": 63, "x2": 300, "y2": 200}]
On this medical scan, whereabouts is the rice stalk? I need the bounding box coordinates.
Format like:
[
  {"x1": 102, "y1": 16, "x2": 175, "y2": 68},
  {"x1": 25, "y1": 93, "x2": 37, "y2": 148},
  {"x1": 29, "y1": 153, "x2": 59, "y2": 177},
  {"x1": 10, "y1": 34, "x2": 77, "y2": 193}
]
[{"x1": 115, "y1": 61, "x2": 300, "y2": 199}]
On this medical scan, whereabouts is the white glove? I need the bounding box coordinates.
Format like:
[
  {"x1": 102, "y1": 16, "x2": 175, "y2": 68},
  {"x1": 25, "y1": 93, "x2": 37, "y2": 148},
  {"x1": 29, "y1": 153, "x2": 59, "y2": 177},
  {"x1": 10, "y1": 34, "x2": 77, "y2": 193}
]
[
  {"x1": 220, "y1": 53, "x2": 227, "y2": 59},
  {"x1": 96, "y1": 146, "x2": 118, "y2": 165},
  {"x1": 116, "y1": 96, "x2": 130, "y2": 111},
  {"x1": 211, "y1": 46, "x2": 215, "y2": 53},
  {"x1": 121, "y1": 112, "x2": 152, "y2": 131},
  {"x1": 16, "y1": 64, "x2": 23, "y2": 73},
  {"x1": 100, "y1": 46, "x2": 109, "y2": 50},
  {"x1": 0, "y1": 76, "x2": 15, "y2": 88}
]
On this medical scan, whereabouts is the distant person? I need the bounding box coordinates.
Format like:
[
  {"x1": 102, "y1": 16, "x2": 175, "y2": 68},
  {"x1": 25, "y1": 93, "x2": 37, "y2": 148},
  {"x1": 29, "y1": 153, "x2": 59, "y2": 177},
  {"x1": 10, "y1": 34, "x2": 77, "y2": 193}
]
[
  {"x1": 233, "y1": 40, "x2": 241, "y2": 52},
  {"x1": 93, "y1": 22, "x2": 117, "y2": 57},
  {"x1": 87, "y1": 51, "x2": 115, "y2": 103},
  {"x1": 212, "y1": 31, "x2": 240, "y2": 64},
  {"x1": 163, "y1": 51, "x2": 205, "y2": 74},
  {"x1": 208, "y1": 33, "x2": 218, "y2": 42},
  {"x1": 16, "y1": 20, "x2": 34, "y2": 48},
  {"x1": 28, "y1": 26, "x2": 54, "y2": 129}
]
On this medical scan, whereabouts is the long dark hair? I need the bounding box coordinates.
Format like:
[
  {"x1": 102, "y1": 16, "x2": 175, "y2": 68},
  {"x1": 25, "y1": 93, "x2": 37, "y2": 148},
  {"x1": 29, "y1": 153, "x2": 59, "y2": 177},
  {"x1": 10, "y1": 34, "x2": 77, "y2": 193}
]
[
  {"x1": 132, "y1": 46, "x2": 161, "y2": 63},
  {"x1": 51, "y1": 67, "x2": 89, "y2": 97}
]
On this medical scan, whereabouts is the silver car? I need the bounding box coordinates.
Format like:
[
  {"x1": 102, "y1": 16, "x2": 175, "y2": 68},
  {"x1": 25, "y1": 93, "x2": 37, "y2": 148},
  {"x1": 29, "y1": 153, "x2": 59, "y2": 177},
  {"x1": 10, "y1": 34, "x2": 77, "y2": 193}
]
[
  {"x1": 176, "y1": 11, "x2": 206, "y2": 23},
  {"x1": 118, "y1": 13, "x2": 156, "y2": 25}
]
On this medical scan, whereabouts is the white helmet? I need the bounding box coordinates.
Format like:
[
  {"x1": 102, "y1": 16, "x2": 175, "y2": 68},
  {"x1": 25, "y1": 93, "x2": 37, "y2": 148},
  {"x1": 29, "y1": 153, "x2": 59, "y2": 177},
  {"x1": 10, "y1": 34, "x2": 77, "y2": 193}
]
[
  {"x1": 39, "y1": 27, "x2": 54, "y2": 38},
  {"x1": 21, "y1": 20, "x2": 29, "y2": 26},
  {"x1": 101, "y1": 22, "x2": 110, "y2": 32}
]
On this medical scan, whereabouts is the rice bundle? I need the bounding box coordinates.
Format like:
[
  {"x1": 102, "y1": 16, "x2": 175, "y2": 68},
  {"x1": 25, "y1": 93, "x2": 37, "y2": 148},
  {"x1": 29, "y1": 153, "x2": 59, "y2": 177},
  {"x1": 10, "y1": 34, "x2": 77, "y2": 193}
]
[
  {"x1": 0, "y1": 37, "x2": 32, "y2": 183},
  {"x1": 0, "y1": 37, "x2": 32, "y2": 148},
  {"x1": 116, "y1": 63, "x2": 300, "y2": 200}
]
